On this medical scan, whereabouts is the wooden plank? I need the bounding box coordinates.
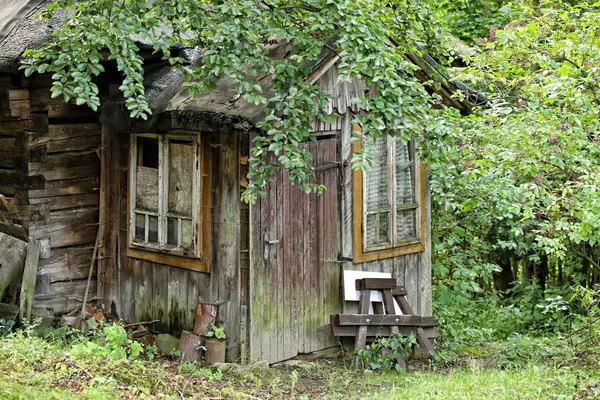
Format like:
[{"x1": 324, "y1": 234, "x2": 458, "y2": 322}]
[
  {"x1": 0, "y1": 232, "x2": 27, "y2": 302},
  {"x1": 355, "y1": 278, "x2": 397, "y2": 291},
  {"x1": 37, "y1": 246, "x2": 94, "y2": 282},
  {"x1": 133, "y1": 259, "x2": 153, "y2": 324},
  {"x1": 323, "y1": 138, "x2": 339, "y2": 350},
  {"x1": 38, "y1": 123, "x2": 101, "y2": 143},
  {"x1": 216, "y1": 132, "x2": 240, "y2": 361},
  {"x1": 282, "y1": 166, "x2": 292, "y2": 360},
  {"x1": 330, "y1": 319, "x2": 437, "y2": 338},
  {"x1": 28, "y1": 193, "x2": 99, "y2": 211},
  {"x1": 20, "y1": 239, "x2": 41, "y2": 321},
  {"x1": 39, "y1": 134, "x2": 101, "y2": 154},
  {"x1": 248, "y1": 192, "x2": 264, "y2": 361},
  {"x1": 28, "y1": 177, "x2": 100, "y2": 199},
  {"x1": 29, "y1": 208, "x2": 98, "y2": 237},
  {"x1": 47, "y1": 104, "x2": 99, "y2": 119},
  {"x1": 97, "y1": 126, "x2": 119, "y2": 315},
  {"x1": 150, "y1": 262, "x2": 169, "y2": 332},
  {"x1": 334, "y1": 314, "x2": 437, "y2": 326},
  {"x1": 33, "y1": 279, "x2": 97, "y2": 314},
  {"x1": 405, "y1": 253, "x2": 419, "y2": 314},
  {"x1": 275, "y1": 162, "x2": 284, "y2": 362}
]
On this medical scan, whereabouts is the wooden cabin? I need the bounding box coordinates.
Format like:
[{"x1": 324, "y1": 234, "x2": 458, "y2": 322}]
[{"x1": 0, "y1": 2, "x2": 478, "y2": 363}]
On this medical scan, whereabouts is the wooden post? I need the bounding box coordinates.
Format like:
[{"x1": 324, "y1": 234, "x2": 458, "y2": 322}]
[{"x1": 19, "y1": 238, "x2": 41, "y2": 322}]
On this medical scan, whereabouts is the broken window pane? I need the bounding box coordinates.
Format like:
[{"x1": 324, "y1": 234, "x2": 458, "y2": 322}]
[
  {"x1": 135, "y1": 137, "x2": 159, "y2": 212},
  {"x1": 168, "y1": 140, "x2": 194, "y2": 216},
  {"x1": 395, "y1": 142, "x2": 414, "y2": 205}
]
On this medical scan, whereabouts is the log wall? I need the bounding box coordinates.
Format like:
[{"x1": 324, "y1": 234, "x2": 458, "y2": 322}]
[{"x1": 0, "y1": 74, "x2": 102, "y2": 314}]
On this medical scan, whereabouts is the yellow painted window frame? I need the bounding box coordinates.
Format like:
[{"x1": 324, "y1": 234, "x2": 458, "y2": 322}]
[
  {"x1": 352, "y1": 125, "x2": 426, "y2": 263},
  {"x1": 127, "y1": 132, "x2": 211, "y2": 272}
]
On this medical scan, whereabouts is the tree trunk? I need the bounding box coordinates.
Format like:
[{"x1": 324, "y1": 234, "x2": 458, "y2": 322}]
[{"x1": 494, "y1": 256, "x2": 513, "y2": 295}]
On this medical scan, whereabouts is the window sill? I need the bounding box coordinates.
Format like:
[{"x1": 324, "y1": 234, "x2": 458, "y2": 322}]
[
  {"x1": 127, "y1": 246, "x2": 209, "y2": 272},
  {"x1": 353, "y1": 240, "x2": 424, "y2": 263}
]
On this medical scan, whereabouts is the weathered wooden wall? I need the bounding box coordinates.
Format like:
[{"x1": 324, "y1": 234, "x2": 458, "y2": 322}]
[
  {"x1": 98, "y1": 126, "x2": 246, "y2": 362},
  {"x1": 339, "y1": 109, "x2": 432, "y2": 317},
  {"x1": 249, "y1": 139, "x2": 340, "y2": 364},
  {"x1": 0, "y1": 74, "x2": 102, "y2": 314}
]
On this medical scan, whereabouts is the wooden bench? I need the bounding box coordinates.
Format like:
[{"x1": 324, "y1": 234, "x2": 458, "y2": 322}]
[{"x1": 330, "y1": 277, "x2": 438, "y2": 368}]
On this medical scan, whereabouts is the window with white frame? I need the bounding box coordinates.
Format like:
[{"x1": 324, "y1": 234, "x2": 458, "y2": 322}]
[
  {"x1": 353, "y1": 135, "x2": 424, "y2": 262},
  {"x1": 129, "y1": 133, "x2": 201, "y2": 258}
]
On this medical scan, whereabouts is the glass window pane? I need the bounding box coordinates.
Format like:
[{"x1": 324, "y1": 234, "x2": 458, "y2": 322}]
[
  {"x1": 167, "y1": 218, "x2": 178, "y2": 246},
  {"x1": 134, "y1": 213, "x2": 145, "y2": 241},
  {"x1": 365, "y1": 140, "x2": 390, "y2": 211},
  {"x1": 181, "y1": 219, "x2": 193, "y2": 249},
  {"x1": 168, "y1": 140, "x2": 194, "y2": 216},
  {"x1": 366, "y1": 214, "x2": 377, "y2": 247},
  {"x1": 397, "y1": 208, "x2": 417, "y2": 240},
  {"x1": 395, "y1": 142, "x2": 415, "y2": 205},
  {"x1": 378, "y1": 212, "x2": 390, "y2": 245},
  {"x1": 148, "y1": 215, "x2": 159, "y2": 244},
  {"x1": 135, "y1": 137, "x2": 159, "y2": 212}
]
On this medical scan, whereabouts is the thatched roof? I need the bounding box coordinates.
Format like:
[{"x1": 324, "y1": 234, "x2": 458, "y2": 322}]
[
  {"x1": 1, "y1": 1, "x2": 486, "y2": 129},
  {"x1": 0, "y1": 0, "x2": 63, "y2": 72}
]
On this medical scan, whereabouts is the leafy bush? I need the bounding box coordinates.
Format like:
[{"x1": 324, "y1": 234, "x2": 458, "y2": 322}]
[
  {"x1": 355, "y1": 332, "x2": 417, "y2": 372},
  {"x1": 0, "y1": 319, "x2": 15, "y2": 337},
  {"x1": 69, "y1": 323, "x2": 143, "y2": 361}
]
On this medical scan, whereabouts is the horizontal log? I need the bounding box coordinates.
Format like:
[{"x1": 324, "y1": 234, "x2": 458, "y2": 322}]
[
  {"x1": 32, "y1": 163, "x2": 100, "y2": 182},
  {"x1": 355, "y1": 278, "x2": 397, "y2": 291},
  {"x1": 31, "y1": 123, "x2": 101, "y2": 145},
  {"x1": 47, "y1": 104, "x2": 99, "y2": 119},
  {"x1": 34, "y1": 279, "x2": 97, "y2": 314},
  {"x1": 37, "y1": 246, "x2": 94, "y2": 282},
  {"x1": 0, "y1": 137, "x2": 15, "y2": 149},
  {"x1": 45, "y1": 135, "x2": 101, "y2": 154},
  {"x1": 0, "y1": 171, "x2": 45, "y2": 190},
  {"x1": 8, "y1": 89, "x2": 29, "y2": 101},
  {"x1": 29, "y1": 208, "x2": 98, "y2": 237},
  {"x1": 333, "y1": 314, "x2": 438, "y2": 327},
  {"x1": 34, "y1": 222, "x2": 97, "y2": 249},
  {"x1": 28, "y1": 193, "x2": 99, "y2": 211},
  {"x1": 28, "y1": 177, "x2": 100, "y2": 199}
]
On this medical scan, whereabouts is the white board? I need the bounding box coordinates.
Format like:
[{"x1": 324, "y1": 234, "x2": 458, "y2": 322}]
[{"x1": 343, "y1": 270, "x2": 402, "y2": 315}]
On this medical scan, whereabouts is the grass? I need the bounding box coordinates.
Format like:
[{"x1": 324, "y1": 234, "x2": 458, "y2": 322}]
[{"x1": 2, "y1": 327, "x2": 600, "y2": 399}]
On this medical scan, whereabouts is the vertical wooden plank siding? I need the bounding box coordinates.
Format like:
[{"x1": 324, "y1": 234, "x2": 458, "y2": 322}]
[{"x1": 249, "y1": 139, "x2": 340, "y2": 363}]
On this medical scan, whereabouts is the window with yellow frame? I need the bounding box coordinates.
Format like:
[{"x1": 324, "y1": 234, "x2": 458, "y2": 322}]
[{"x1": 353, "y1": 132, "x2": 426, "y2": 263}]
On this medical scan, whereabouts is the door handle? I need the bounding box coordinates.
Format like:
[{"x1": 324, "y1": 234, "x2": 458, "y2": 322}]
[{"x1": 263, "y1": 234, "x2": 279, "y2": 262}]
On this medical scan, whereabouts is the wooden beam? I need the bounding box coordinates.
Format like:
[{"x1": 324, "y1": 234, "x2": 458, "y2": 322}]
[
  {"x1": 333, "y1": 314, "x2": 438, "y2": 327},
  {"x1": 355, "y1": 278, "x2": 397, "y2": 291},
  {"x1": 19, "y1": 239, "x2": 41, "y2": 322}
]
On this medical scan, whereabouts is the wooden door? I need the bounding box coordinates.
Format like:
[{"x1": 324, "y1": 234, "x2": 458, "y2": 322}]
[{"x1": 250, "y1": 138, "x2": 340, "y2": 363}]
